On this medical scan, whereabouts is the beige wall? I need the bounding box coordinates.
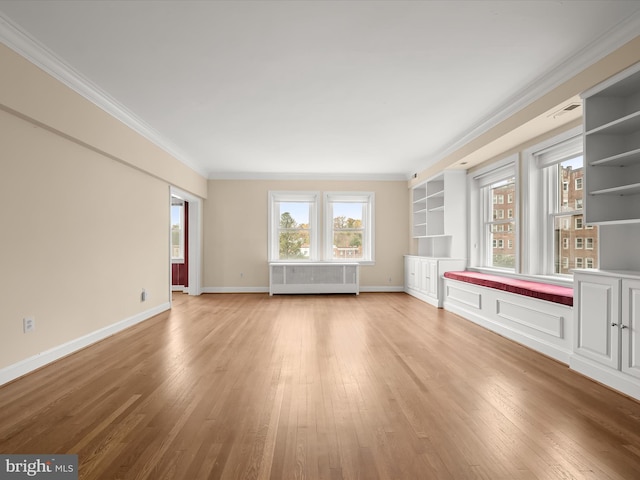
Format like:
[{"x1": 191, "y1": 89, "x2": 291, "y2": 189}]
[
  {"x1": 0, "y1": 108, "x2": 170, "y2": 369},
  {"x1": 0, "y1": 43, "x2": 208, "y2": 199},
  {"x1": 0, "y1": 42, "x2": 212, "y2": 374},
  {"x1": 204, "y1": 179, "x2": 410, "y2": 290}
]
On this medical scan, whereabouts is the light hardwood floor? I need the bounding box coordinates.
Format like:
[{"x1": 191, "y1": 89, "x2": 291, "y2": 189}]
[{"x1": 1, "y1": 293, "x2": 639, "y2": 479}]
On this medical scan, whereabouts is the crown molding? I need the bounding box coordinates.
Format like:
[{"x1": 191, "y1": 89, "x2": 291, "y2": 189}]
[
  {"x1": 419, "y1": 10, "x2": 640, "y2": 172},
  {"x1": 0, "y1": 12, "x2": 209, "y2": 178},
  {"x1": 208, "y1": 171, "x2": 410, "y2": 181}
]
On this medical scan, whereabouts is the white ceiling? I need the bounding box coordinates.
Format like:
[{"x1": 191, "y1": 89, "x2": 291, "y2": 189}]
[{"x1": 1, "y1": 1, "x2": 640, "y2": 180}]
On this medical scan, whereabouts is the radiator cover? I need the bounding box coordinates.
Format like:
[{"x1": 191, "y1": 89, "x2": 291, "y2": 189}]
[{"x1": 269, "y1": 263, "x2": 359, "y2": 295}]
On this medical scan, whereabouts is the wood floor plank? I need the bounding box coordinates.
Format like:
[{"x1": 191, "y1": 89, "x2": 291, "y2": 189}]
[{"x1": 1, "y1": 292, "x2": 640, "y2": 479}]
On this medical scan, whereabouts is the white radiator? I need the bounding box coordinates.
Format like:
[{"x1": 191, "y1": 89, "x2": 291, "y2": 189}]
[{"x1": 269, "y1": 263, "x2": 360, "y2": 295}]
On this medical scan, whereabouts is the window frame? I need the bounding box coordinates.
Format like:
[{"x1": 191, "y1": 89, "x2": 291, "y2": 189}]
[
  {"x1": 268, "y1": 191, "x2": 319, "y2": 262},
  {"x1": 470, "y1": 155, "x2": 518, "y2": 272},
  {"x1": 324, "y1": 192, "x2": 375, "y2": 264},
  {"x1": 526, "y1": 128, "x2": 596, "y2": 278}
]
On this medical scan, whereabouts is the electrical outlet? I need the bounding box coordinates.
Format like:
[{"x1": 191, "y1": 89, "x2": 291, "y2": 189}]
[{"x1": 23, "y1": 317, "x2": 35, "y2": 333}]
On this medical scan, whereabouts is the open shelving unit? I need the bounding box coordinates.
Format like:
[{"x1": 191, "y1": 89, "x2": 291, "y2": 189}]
[
  {"x1": 410, "y1": 170, "x2": 466, "y2": 258},
  {"x1": 583, "y1": 62, "x2": 640, "y2": 224}
]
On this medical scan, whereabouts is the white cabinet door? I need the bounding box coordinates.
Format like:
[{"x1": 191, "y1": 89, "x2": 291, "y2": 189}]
[
  {"x1": 406, "y1": 256, "x2": 420, "y2": 291},
  {"x1": 622, "y1": 279, "x2": 640, "y2": 380},
  {"x1": 427, "y1": 260, "x2": 438, "y2": 298},
  {"x1": 574, "y1": 273, "x2": 620, "y2": 369},
  {"x1": 420, "y1": 259, "x2": 431, "y2": 293}
]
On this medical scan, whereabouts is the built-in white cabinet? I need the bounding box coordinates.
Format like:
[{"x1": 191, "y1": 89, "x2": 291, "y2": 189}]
[
  {"x1": 404, "y1": 255, "x2": 465, "y2": 308},
  {"x1": 407, "y1": 169, "x2": 467, "y2": 308},
  {"x1": 571, "y1": 270, "x2": 640, "y2": 400},
  {"x1": 582, "y1": 62, "x2": 640, "y2": 224}
]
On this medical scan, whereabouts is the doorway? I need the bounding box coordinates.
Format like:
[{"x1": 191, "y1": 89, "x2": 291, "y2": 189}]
[
  {"x1": 169, "y1": 186, "x2": 202, "y2": 298},
  {"x1": 171, "y1": 196, "x2": 188, "y2": 291}
]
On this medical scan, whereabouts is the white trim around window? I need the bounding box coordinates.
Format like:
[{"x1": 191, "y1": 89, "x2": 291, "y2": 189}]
[
  {"x1": 268, "y1": 191, "x2": 319, "y2": 262},
  {"x1": 469, "y1": 153, "x2": 518, "y2": 271},
  {"x1": 324, "y1": 192, "x2": 375, "y2": 264}
]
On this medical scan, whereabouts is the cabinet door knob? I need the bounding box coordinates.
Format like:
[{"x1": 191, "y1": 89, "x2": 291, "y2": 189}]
[
  {"x1": 611, "y1": 322, "x2": 618, "y2": 327},
  {"x1": 620, "y1": 325, "x2": 629, "y2": 329}
]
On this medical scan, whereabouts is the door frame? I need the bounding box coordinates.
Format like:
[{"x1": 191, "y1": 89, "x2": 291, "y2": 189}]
[{"x1": 170, "y1": 186, "x2": 202, "y2": 297}]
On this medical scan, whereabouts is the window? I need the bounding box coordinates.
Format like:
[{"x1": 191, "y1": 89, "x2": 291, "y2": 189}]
[
  {"x1": 324, "y1": 192, "x2": 374, "y2": 262},
  {"x1": 575, "y1": 258, "x2": 584, "y2": 268},
  {"x1": 586, "y1": 237, "x2": 594, "y2": 250},
  {"x1": 586, "y1": 258, "x2": 594, "y2": 268},
  {"x1": 533, "y1": 133, "x2": 598, "y2": 276},
  {"x1": 562, "y1": 257, "x2": 569, "y2": 269},
  {"x1": 171, "y1": 197, "x2": 185, "y2": 262},
  {"x1": 269, "y1": 192, "x2": 318, "y2": 261},
  {"x1": 473, "y1": 160, "x2": 517, "y2": 270},
  {"x1": 507, "y1": 193, "x2": 513, "y2": 204}
]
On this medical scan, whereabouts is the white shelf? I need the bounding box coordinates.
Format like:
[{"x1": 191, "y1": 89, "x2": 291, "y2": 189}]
[
  {"x1": 583, "y1": 62, "x2": 640, "y2": 224},
  {"x1": 586, "y1": 110, "x2": 640, "y2": 136},
  {"x1": 590, "y1": 148, "x2": 640, "y2": 167},
  {"x1": 590, "y1": 183, "x2": 640, "y2": 196},
  {"x1": 426, "y1": 189, "x2": 445, "y2": 199}
]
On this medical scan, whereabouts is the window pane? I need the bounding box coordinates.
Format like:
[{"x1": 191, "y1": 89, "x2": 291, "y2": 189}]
[
  {"x1": 277, "y1": 201, "x2": 311, "y2": 260},
  {"x1": 553, "y1": 215, "x2": 598, "y2": 274},
  {"x1": 557, "y1": 156, "x2": 583, "y2": 214},
  {"x1": 330, "y1": 201, "x2": 365, "y2": 260},
  {"x1": 278, "y1": 202, "x2": 309, "y2": 226},
  {"x1": 489, "y1": 222, "x2": 515, "y2": 268},
  {"x1": 485, "y1": 175, "x2": 515, "y2": 269},
  {"x1": 278, "y1": 231, "x2": 309, "y2": 260},
  {"x1": 333, "y1": 232, "x2": 363, "y2": 259}
]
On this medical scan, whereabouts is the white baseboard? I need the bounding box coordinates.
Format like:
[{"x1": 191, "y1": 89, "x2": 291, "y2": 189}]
[
  {"x1": 202, "y1": 286, "x2": 269, "y2": 293},
  {"x1": 570, "y1": 354, "x2": 640, "y2": 401},
  {"x1": 0, "y1": 302, "x2": 171, "y2": 387},
  {"x1": 360, "y1": 286, "x2": 404, "y2": 293}
]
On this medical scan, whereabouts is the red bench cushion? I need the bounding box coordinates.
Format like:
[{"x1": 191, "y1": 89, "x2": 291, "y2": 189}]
[{"x1": 443, "y1": 271, "x2": 573, "y2": 306}]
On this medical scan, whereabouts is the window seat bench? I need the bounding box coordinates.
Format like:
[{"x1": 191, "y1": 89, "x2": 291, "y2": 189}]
[
  {"x1": 443, "y1": 271, "x2": 573, "y2": 306},
  {"x1": 442, "y1": 271, "x2": 574, "y2": 364}
]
